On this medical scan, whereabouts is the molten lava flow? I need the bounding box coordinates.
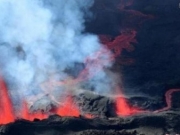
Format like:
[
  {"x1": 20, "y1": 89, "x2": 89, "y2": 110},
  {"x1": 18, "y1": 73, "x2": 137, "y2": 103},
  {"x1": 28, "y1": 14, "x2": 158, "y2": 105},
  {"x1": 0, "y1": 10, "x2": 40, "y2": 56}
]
[
  {"x1": 56, "y1": 96, "x2": 80, "y2": 117},
  {"x1": 0, "y1": 77, "x2": 15, "y2": 124},
  {"x1": 107, "y1": 30, "x2": 137, "y2": 54},
  {"x1": 154, "y1": 89, "x2": 180, "y2": 113},
  {"x1": 99, "y1": 31, "x2": 145, "y2": 116},
  {"x1": 115, "y1": 96, "x2": 143, "y2": 116},
  {"x1": 116, "y1": 89, "x2": 180, "y2": 116},
  {"x1": 99, "y1": 30, "x2": 137, "y2": 58},
  {"x1": 39, "y1": 29, "x2": 140, "y2": 119}
]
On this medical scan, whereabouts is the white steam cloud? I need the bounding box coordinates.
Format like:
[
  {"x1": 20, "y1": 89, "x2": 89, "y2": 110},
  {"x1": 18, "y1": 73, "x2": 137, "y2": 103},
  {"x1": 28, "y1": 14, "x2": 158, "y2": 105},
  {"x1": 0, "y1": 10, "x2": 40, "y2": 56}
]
[{"x1": 0, "y1": 0, "x2": 116, "y2": 110}]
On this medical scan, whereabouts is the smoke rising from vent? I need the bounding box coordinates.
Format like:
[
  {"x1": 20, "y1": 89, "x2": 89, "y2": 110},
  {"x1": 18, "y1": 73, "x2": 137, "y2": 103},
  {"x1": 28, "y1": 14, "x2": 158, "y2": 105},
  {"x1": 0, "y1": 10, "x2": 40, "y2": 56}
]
[{"x1": 0, "y1": 0, "x2": 115, "y2": 112}]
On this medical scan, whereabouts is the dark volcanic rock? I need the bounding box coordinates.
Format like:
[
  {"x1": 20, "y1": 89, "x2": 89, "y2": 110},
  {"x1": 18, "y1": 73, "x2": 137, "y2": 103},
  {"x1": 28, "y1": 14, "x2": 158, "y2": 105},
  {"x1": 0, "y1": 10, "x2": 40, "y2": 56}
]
[
  {"x1": 85, "y1": 0, "x2": 180, "y2": 98},
  {"x1": 171, "y1": 92, "x2": 180, "y2": 109},
  {"x1": 30, "y1": 91, "x2": 170, "y2": 118},
  {"x1": 128, "y1": 96, "x2": 166, "y2": 111},
  {"x1": 76, "y1": 92, "x2": 116, "y2": 117},
  {"x1": 1, "y1": 111, "x2": 180, "y2": 135}
]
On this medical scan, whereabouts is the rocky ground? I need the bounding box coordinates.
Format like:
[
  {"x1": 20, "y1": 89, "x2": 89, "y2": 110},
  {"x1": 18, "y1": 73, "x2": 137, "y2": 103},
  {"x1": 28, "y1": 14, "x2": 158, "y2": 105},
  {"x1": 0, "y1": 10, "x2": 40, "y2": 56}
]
[
  {"x1": 0, "y1": 110, "x2": 180, "y2": 135},
  {"x1": 1, "y1": 91, "x2": 180, "y2": 135},
  {"x1": 1, "y1": 0, "x2": 180, "y2": 135}
]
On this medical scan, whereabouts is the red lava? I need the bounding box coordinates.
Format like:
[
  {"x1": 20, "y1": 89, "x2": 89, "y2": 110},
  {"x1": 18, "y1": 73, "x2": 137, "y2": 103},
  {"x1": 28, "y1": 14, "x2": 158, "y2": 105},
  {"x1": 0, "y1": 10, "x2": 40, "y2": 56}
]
[
  {"x1": 115, "y1": 96, "x2": 144, "y2": 116},
  {"x1": 0, "y1": 77, "x2": 15, "y2": 124},
  {"x1": 0, "y1": 29, "x2": 179, "y2": 123},
  {"x1": 153, "y1": 89, "x2": 180, "y2": 113},
  {"x1": 0, "y1": 73, "x2": 180, "y2": 124},
  {"x1": 22, "y1": 101, "x2": 48, "y2": 121},
  {"x1": 56, "y1": 96, "x2": 80, "y2": 117},
  {"x1": 0, "y1": 75, "x2": 81, "y2": 124}
]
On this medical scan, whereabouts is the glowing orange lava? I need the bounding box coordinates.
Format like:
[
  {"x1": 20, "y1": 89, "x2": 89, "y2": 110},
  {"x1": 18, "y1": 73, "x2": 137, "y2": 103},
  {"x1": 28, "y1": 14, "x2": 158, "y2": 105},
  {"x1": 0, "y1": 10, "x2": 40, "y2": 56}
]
[
  {"x1": 21, "y1": 95, "x2": 80, "y2": 121},
  {"x1": 0, "y1": 72, "x2": 180, "y2": 124},
  {"x1": 0, "y1": 75, "x2": 81, "y2": 124},
  {"x1": 22, "y1": 101, "x2": 48, "y2": 121},
  {"x1": 0, "y1": 77, "x2": 15, "y2": 124},
  {"x1": 115, "y1": 96, "x2": 144, "y2": 116},
  {"x1": 56, "y1": 96, "x2": 80, "y2": 117}
]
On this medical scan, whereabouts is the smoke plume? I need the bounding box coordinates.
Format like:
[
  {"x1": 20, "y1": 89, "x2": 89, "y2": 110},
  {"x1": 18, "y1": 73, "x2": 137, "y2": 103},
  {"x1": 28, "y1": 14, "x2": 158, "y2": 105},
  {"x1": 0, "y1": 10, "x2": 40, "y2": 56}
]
[{"x1": 0, "y1": 0, "x2": 115, "y2": 112}]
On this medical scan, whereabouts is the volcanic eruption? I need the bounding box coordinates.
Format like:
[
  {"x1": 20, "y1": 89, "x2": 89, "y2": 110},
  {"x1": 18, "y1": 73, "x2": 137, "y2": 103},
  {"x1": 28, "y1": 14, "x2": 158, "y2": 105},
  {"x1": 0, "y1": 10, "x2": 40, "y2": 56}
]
[{"x1": 0, "y1": 0, "x2": 180, "y2": 135}]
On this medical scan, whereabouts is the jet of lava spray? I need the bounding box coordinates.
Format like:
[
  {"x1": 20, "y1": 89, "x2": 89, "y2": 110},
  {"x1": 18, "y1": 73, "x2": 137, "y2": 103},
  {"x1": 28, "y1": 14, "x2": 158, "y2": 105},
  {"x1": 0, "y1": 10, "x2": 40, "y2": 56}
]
[
  {"x1": 114, "y1": 88, "x2": 146, "y2": 116},
  {"x1": 0, "y1": 0, "x2": 115, "y2": 118},
  {"x1": 0, "y1": 76, "x2": 14, "y2": 124},
  {"x1": 0, "y1": 0, "x2": 151, "y2": 121},
  {"x1": 0, "y1": 0, "x2": 179, "y2": 124}
]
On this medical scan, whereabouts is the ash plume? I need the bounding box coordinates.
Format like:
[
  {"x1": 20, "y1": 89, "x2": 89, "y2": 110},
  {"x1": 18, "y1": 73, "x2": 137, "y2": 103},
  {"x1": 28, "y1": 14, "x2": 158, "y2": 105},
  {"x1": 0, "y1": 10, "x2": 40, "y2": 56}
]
[{"x1": 0, "y1": 0, "x2": 116, "y2": 113}]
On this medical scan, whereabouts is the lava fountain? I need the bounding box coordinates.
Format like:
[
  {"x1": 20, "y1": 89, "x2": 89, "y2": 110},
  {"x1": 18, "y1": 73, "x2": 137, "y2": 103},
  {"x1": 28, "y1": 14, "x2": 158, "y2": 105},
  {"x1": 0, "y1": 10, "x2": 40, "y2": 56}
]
[
  {"x1": 0, "y1": 0, "x2": 179, "y2": 126},
  {"x1": 0, "y1": 75, "x2": 81, "y2": 123},
  {"x1": 56, "y1": 96, "x2": 80, "y2": 117},
  {"x1": 115, "y1": 95, "x2": 144, "y2": 116},
  {"x1": 0, "y1": 76, "x2": 15, "y2": 124}
]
